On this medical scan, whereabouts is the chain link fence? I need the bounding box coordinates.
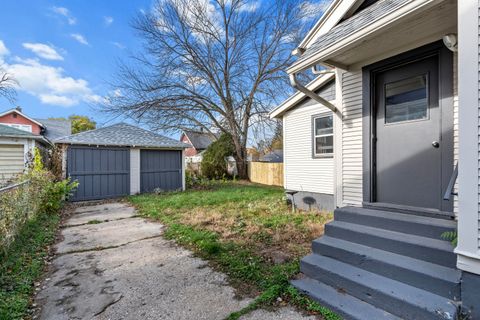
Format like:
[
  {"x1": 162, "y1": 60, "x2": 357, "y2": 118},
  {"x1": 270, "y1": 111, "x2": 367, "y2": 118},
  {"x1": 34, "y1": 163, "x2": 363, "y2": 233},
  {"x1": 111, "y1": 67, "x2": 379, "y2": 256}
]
[{"x1": 0, "y1": 179, "x2": 42, "y2": 251}]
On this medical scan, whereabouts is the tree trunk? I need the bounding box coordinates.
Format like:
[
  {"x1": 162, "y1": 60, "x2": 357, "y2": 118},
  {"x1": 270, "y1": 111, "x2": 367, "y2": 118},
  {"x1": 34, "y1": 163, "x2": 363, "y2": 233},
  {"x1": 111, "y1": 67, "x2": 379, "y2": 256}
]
[
  {"x1": 235, "y1": 156, "x2": 248, "y2": 180},
  {"x1": 230, "y1": 130, "x2": 249, "y2": 179}
]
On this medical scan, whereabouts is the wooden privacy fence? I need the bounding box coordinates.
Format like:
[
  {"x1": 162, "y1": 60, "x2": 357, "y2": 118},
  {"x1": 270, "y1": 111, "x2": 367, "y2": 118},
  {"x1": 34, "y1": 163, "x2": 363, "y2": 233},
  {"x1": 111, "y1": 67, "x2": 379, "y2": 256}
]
[{"x1": 248, "y1": 162, "x2": 283, "y2": 186}]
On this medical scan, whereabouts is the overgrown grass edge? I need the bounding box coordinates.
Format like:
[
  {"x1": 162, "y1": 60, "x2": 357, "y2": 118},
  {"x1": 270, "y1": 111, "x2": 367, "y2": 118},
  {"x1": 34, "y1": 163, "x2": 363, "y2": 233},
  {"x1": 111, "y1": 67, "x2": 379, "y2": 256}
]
[
  {"x1": 146, "y1": 216, "x2": 341, "y2": 320},
  {"x1": 0, "y1": 212, "x2": 61, "y2": 319}
]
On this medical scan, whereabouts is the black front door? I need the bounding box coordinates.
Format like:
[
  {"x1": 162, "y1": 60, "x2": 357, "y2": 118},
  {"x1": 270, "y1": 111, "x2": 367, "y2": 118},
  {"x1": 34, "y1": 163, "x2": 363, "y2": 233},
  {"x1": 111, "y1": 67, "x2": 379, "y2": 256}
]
[{"x1": 373, "y1": 52, "x2": 453, "y2": 212}]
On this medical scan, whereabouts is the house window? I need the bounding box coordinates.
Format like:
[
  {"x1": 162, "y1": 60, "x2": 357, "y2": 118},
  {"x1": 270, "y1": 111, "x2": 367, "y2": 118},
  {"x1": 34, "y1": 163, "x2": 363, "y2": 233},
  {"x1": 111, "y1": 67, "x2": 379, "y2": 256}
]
[{"x1": 313, "y1": 114, "x2": 333, "y2": 156}]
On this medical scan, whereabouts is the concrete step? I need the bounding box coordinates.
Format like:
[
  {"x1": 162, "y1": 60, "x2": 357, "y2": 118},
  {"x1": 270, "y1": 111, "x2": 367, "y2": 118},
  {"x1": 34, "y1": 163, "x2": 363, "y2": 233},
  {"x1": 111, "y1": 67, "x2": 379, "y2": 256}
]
[
  {"x1": 312, "y1": 236, "x2": 461, "y2": 300},
  {"x1": 291, "y1": 277, "x2": 402, "y2": 320},
  {"x1": 301, "y1": 254, "x2": 459, "y2": 320},
  {"x1": 325, "y1": 220, "x2": 456, "y2": 268},
  {"x1": 334, "y1": 206, "x2": 456, "y2": 239}
]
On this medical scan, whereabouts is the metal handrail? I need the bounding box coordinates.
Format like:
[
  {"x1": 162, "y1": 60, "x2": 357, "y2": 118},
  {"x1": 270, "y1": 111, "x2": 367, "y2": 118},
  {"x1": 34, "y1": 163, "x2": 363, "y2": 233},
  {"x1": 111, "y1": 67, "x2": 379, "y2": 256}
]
[
  {"x1": 0, "y1": 180, "x2": 30, "y2": 194},
  {"x1": 443, "y1": 163, "x2": 458, "y2": 201}
]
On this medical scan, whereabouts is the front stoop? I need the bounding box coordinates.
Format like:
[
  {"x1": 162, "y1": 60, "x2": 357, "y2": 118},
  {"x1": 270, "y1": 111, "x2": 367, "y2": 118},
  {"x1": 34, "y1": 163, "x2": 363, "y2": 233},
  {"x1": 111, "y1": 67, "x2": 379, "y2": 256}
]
[{"x1": 293, "y1": 206, "x2": 461, "y2": 320}]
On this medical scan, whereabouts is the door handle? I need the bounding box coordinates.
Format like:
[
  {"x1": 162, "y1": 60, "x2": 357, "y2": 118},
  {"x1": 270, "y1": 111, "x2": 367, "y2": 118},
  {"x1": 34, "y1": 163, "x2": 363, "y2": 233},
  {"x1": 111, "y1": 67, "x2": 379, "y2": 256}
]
[{"x1": 432, "y1": 141, "x2": 440, "y2": 148}]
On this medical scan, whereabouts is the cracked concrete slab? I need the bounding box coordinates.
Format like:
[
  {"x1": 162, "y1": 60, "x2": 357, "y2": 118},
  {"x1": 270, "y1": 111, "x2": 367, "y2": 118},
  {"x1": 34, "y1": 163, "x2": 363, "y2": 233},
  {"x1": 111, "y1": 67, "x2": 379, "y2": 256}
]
[
  {"x1": 73, "y1": 202, "x2": 130, "y2": 214},
  {"x1": 37, "y1": 237, "x2": 253, "y2": 320},
  {"x1": 36, "y1": 202, "x2": 313, "y2": 320},
  {"x1": 56, "y1": 218, "x2": 163, "y2": 254},
  {"x1": 65, "y1": 206, "x2": 137, "y2": 226}
]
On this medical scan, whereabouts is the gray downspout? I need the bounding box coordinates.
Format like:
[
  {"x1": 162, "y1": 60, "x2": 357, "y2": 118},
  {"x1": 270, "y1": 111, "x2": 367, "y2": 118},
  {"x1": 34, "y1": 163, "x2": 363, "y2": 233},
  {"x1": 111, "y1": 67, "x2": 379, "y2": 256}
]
[{"x1": 289, "y1": 73, "x2": 338, "y2": 114}]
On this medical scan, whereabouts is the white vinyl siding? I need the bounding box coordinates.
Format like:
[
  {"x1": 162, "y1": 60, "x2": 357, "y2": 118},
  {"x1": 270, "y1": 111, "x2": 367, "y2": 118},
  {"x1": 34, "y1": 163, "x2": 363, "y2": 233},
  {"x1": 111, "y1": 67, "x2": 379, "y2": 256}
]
[
  {"x1": 453, "y1": 0, "x2": 480, "y2": 273},
  {"x1": 341, "y1": 71, "x2": 363, "y2": 206},
  {"x1": 453, "y1": 52, "x2": 459, "y2": 215},
  {"x1": 478, "y1": 1, "x2": 480, "y2": 248},
  {"x1": 284, "y1": 103, "x2": 334, "y2": 195},
  {"x1": 0, "y1": 144, "x2": 25, "y2": 184}
]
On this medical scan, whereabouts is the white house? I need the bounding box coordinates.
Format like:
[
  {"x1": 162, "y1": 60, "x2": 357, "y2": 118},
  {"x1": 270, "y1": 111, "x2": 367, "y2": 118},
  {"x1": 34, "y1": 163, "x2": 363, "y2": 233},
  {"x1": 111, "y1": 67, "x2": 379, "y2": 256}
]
[
  {"x1": 270, "y1": 74, "x2": 336, "y2": 211},
  {"x1": 0, "y1": 124, "x2": 50, "y2": 185},
  {"x1": 270, "y1": 0, "x2": 480, "y2": 318},
  {"x1": 0, "y1": 108, "x2": 69, "y2": 185}
]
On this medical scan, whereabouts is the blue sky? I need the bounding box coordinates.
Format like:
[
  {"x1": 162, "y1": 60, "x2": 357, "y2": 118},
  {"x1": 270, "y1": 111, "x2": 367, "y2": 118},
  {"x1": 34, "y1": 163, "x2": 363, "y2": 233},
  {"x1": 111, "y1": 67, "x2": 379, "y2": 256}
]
[
  {"x1": 0, "y1": 0, "x2": 151, "y2": 126},
  {"x1": 0, "y1": 0, "x2": 330, "y2": 140}
]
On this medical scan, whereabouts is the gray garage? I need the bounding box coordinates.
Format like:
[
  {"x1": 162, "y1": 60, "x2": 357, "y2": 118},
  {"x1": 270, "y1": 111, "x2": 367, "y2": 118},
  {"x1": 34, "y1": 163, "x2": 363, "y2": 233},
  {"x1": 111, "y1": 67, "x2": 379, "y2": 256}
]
[{"x1": 55, "y1": 123, "x2": 190, "y2": 202}]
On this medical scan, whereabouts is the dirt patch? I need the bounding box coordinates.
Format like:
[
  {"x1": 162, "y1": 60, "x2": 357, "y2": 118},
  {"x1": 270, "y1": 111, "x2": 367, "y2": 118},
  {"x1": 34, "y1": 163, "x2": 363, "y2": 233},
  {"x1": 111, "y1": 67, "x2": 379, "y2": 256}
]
[{"x1": 178, "y1": 203, "x2": 331, "y2": 261}]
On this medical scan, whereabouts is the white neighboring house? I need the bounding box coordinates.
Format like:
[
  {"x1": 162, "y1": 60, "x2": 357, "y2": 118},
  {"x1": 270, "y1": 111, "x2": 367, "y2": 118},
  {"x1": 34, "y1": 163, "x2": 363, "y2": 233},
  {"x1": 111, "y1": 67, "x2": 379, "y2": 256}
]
[
  {"x1": 0, "y1": 124, "x2": 50, "y2": 185},
  {"x1": 0, "y1": 108, "x2": 69, "y2": 185},
  {"x1": 270, "y1": 0, "x2": 480, "y2": 318}
]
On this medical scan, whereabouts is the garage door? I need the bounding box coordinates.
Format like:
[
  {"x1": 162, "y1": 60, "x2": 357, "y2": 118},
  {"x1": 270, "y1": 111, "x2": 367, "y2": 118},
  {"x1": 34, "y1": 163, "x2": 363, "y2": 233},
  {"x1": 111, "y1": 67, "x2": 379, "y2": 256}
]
[
  {"x1": 68, "y1": 147, "x2": 130, "y2": 201},
  {"x1": 140, "y1": 150, "x2": 182, "y2": 193},
  {"x1": 0, "y1": 144, "x2": 25, "y2": 185}
]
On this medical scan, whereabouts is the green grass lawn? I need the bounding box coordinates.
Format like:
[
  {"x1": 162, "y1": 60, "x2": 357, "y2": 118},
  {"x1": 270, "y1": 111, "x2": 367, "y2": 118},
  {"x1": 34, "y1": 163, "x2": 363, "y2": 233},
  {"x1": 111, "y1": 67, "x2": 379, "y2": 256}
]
[
  {"x1": 0, "y1": 212, "x2": 60, "y2": 320},
  {"x1": 130, "y1": 181, "x2": 340, "y2": 320}
]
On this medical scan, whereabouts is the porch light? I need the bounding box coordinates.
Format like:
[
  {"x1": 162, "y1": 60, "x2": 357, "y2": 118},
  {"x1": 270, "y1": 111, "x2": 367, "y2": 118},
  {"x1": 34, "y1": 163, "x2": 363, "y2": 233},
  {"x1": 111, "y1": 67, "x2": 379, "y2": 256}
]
[{"x1": 443, "y1": 33, "x2": 458, "y2": 52}]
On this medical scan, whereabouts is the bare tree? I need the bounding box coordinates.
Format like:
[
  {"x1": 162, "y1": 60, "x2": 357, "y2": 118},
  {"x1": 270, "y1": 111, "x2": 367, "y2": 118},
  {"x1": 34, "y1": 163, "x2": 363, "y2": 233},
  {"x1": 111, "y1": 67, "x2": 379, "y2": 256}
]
[
  {"x1": 0, "y1": 65, "x2": 16, "y2": 103},
  {"x1": 106, "y1": 0, "x2": 318, "y2": 178}
]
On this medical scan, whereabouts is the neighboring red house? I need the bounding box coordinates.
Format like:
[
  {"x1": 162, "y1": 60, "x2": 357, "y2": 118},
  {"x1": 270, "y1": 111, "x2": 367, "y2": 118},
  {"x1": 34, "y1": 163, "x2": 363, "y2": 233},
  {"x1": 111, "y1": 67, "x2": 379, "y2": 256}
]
[
  {"x1": 0, "y1": 107, "x2": 44, "y2": 134},
  {"x1": 0, "y1": 107, "x2": 71, "y2": 140},
  {"x1": 180, "y1": 129, "x2": 217, "y2": 157}
]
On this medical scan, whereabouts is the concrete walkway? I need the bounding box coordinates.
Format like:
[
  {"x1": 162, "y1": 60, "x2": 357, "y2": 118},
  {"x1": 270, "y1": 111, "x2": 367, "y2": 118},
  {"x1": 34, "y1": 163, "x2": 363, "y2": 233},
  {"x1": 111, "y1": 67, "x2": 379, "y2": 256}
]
[{"x1": 35, "y1": 202, "x2": 315, "y2": 320}]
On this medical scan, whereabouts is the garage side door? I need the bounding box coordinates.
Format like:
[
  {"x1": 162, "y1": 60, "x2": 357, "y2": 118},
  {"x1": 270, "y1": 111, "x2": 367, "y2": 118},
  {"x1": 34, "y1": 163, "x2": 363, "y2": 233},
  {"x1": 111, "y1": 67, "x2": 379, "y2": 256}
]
[
  {"x1": 0, "y1": 144, "x2": 25, "y2": 185},
  {"x1": 68, "y1": 147, "x2": 129, "y2": 201},
  {"x1": 140, "y1": 150, "x2": 182, "y2": 193}
]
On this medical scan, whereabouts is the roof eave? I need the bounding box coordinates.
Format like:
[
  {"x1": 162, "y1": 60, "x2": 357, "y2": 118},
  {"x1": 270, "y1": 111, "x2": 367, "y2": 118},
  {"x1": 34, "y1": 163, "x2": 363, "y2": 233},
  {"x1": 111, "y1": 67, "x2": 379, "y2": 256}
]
[
  {"x1": 0, "y1": 134, "x2": 51, "y2": 146},
  {"x1": 288, "y1": 0, "x2": 435, "y2": 74},
  {"x1": 298, "y1": 0, "x2": 363, "y2": 50},
  {"x1": 0, "y1": 134, "x2": 40, "y2": 139},
  {"x1": 55, "y1": 141, "x2": 190, "y2": 149}
]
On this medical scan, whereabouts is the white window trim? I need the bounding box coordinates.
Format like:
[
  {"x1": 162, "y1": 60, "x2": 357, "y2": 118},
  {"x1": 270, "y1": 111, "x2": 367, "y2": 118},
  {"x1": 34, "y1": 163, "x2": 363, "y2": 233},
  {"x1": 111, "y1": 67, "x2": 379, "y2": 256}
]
[
  {"x1": 313, "y1": 113, "x2": 334, "y2": 158},
  {"x1": 2, "y1": 123, "x2": 33, "y2": 133}
]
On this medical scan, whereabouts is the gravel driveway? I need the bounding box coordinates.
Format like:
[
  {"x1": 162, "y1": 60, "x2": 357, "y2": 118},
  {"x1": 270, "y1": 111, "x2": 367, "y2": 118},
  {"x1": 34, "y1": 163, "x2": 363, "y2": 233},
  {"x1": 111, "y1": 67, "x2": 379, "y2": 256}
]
[{"x1": 34, "y1": 202, "x2": 314, "y2": 320}]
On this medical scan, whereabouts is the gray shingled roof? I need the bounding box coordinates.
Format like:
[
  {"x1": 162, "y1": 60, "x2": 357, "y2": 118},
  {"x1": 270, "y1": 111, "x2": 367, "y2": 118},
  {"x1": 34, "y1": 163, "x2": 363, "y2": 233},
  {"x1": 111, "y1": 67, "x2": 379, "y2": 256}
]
[
  {"x1": 55, "y1": 123, "x2": 191, "y2": 149},
  {"x1": 0, "y1": 123, "x2": 40, "y2": 138},
  {"x1": 183, "y1": 130, "x2": 217, "y2": 150},
  {"x1": 296, "y1": 0, "x2": 407, "y2": 65},
  {"x1": 0, "y1": 124, "x2": 51, "y2": 145},
  {"x1": 36, "y1": 119, "x2": 72, "y2": 139}
]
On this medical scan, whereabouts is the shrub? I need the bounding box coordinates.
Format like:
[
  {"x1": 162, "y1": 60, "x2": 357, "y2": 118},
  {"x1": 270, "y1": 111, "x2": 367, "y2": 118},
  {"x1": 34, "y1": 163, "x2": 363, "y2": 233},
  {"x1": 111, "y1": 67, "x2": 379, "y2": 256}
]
[
  {"x1": 441, "y1": 230, "x2": 458, "y2": 246},
  {"x1": 0, "y1": 148, "x2": 78, "y2": 251},
  {"x1": 201, "y1": 133, "x2": 235, "y2": 179}
]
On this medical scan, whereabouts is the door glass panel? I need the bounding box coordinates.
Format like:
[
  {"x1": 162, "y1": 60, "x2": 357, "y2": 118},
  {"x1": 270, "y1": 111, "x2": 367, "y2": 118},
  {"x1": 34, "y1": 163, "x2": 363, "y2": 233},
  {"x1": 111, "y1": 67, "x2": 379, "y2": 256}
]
[{"x1": 385, "y1": 75, "x2": 427, "y2": 124}]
